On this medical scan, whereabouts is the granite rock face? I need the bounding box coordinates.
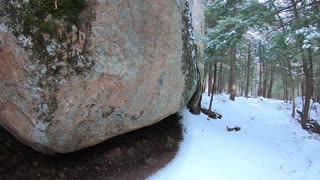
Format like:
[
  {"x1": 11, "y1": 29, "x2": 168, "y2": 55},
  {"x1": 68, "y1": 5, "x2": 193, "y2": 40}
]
[{"x1": 0, "y1": 0, "x2": 199, "y2": 154}]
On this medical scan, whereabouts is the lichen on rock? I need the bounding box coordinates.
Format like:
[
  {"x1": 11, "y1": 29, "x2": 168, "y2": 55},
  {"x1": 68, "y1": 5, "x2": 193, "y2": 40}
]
[
  {"x1": 2, "y1": 0, "x2": 93, "y2": 74},
  {"x1": 1, "y1": 0, "x2": 96, "y2": 124},
  {"x1": 181, "y1": 0, "x2": 202, "y2": 114}
]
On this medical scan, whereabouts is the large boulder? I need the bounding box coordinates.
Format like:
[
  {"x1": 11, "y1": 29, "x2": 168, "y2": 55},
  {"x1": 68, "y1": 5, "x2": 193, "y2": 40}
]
[{"x1": 0, "y1": 0, "x2": 199, "y2": 154}]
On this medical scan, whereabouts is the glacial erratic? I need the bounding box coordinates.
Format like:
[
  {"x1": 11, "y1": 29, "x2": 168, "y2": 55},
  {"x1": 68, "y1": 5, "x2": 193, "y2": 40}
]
[{"x1": 0, "y1": 0, "x2": 200, "y2": 154}]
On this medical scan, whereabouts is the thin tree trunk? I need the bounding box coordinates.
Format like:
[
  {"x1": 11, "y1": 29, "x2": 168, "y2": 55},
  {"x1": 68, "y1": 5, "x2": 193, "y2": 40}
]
[
  {"x1": 229, "y1": 45, "x2": 236, "y2": 101},
  {"x1": 302, "y1": 48, "x2": 314, "y2": 129},
  {"x1": 213, "y1": 63, "x2": 217, "y2": 94},
  {"x1": 267, "y1": 69, "x2": 274, "y2": 98},
  {"x1": 285, "y1": 55, "x2": 295, "y2": 118},
  {"x1": 316, "y1": 87, "x2": 320, "y2": 103},
  {"x1": 245, "y1": 43, "x2": 251, "y2": 98},
  {"x1": 258, "y1": 63, "x2": 263, "y2": 96},
  {"x1": 203, "y1": 63, "x2": 208, "y2": 93},
  {"x1": 297, "y1": 79, "x2": 300, "y2": 96},
  {"x1": 258, "y1": 42, "x2": 263, "y2": 96},
  {"x1": 208, "y1": 63, "x2": 218, "y2": 116},
  {"x1": 250, "y1": 64, "x2": 254, "y2": 96},
  {"x1": 240, "y1": 54, "x2": 245, "y2": 96},
  {"x1": 281, "y1": 69, "x2": 288, "y2": 102},
  {"x1": 263, "y1": 61, "x2": 268, "y2": 98},
  {"x1": 208, "y1": 64, "x2": 213, "y2": 96},
  {"x1": 218, "y1": 62, "x2": 223, "y2": 93}
]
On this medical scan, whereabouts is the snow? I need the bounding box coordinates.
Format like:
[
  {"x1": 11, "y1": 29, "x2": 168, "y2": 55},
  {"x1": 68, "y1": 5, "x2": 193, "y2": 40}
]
[
  {"x1": 295, "y1": 96, "x2": 320, "y2": 125},
  {"x1": 0, "y1": 24, "x2": 8, "y2": 32},
  {"x1": 148, "y1": 94, "x2": 320, "y2": 180},
  {"x1": 296, "y1": 26, "x2": 320, "y2": 49},
  {"x1": 17, "y1": 35, "x2": 33, "y2": 47},
  {"x1": 311, "y1": 103, "x2": 320, "y2": 124}
]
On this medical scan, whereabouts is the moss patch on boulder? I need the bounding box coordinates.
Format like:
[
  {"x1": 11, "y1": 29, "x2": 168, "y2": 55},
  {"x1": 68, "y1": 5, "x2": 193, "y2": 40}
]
[{"x1": 2, "y1": 0, "x2": 93, "y2": 75}]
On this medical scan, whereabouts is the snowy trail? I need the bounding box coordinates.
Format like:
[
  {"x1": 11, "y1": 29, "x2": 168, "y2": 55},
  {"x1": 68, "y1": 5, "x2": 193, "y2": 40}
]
[{"x1": 148, "y1": 94, "x2": 320, "y2": 180}]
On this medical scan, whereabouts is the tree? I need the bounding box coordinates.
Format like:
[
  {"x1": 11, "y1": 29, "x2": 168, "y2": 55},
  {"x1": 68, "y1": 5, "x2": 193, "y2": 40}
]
[
  {"x1": 204, "y1": 0, "x2": 320, "y2": 130},
  {"x1": 245, "y1": 42, "x2": 252, "y2": 98}
]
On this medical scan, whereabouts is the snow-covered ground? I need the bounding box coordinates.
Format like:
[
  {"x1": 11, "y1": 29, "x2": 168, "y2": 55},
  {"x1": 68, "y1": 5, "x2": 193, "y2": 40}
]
[
  {"x1": 295, "y1": 96, "x2": 320, "y2": 125},
  {"x1": 148, "y1": 94, "x2": 320, "y2": 180}
]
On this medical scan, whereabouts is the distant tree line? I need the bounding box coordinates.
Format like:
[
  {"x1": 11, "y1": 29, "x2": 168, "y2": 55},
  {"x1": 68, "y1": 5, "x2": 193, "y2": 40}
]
[{"x1": 204, "y1": 0, "x2": 320, "y2": 128}]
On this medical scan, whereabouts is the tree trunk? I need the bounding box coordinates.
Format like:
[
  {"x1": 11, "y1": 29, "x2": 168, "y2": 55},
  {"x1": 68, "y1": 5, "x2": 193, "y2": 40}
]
[
  {"x1": 301, "y1": 78, "x2": 305, "y2": 97},
  {"x1": 297, "y1": 78, "x2": 301, "y2": 96},
  {"x1": 301, "y1": 48, "x2": 314, "y2": 129},
  {"x1": 208, "y1": 63, "x2": 218, "y2": 117},
  {"x1": 229, "y1": 45, "x2": 236, "y2": 101},
  {"x1": 208, "y1": 64, "x2": 213, "y2": 96},
  {"x1": 218, "y1": 62, "x2": 223, "y2": 94},
  {"x1": 258, "y1": 42, "x2": 263, "y2": 97},
  {"x1": 285, "y1": 55, "x2": 295, "y2": 118},
  {"x1": 281, "y1": 68, "x2": 288, "y2": 102},
  {"x1": 262, "y1": 61, "x2": 268, "y2": 98},
  {"x1": 213, "y1": 63, "x2": 217, "y2": 94},
  {"x1": 203, "y1": 63, "x2": 208, "y2": 93},
  {"x1": 267, "y1": 68, "x2": 274, "y2": 98},
  {"x1": 239, "y1": 53, "x2": 245, "y2": 96},
  {"x1": 316, "y1": 87, "x2": 320, "y2": 103},
  {"x1": 250, "y1": 64, "x2": 254, "y2": 96},
  {"x1": 245, "y1": 43, "x2": 251, "y2": 98}
]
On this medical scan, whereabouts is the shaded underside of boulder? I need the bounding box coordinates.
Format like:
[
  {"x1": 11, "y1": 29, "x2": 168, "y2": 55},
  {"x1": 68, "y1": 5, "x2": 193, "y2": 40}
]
[{"x1": 0, "y1": 0, "x2": 199, "y2": 154}]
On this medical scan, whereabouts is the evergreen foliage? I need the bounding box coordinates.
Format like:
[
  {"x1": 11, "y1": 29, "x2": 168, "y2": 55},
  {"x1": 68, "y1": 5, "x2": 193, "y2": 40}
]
[{"x1": 204, "y1": 0, "x2": 320, "y2": 127}]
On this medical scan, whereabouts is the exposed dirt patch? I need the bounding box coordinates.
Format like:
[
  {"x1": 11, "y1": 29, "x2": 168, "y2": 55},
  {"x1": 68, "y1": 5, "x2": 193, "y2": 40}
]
[{"x1": 0, "y1": 114, "x2": 183, "y2": 180}]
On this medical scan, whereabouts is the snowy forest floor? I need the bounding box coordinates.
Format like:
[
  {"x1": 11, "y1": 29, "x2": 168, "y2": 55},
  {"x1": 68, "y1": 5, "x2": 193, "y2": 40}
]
[
  {"x1": 1, "y1": 94, "x2": 320, "y2": 180},
  {"x1": 149, "y1": 94, "x2": 320, "y2": 180}
]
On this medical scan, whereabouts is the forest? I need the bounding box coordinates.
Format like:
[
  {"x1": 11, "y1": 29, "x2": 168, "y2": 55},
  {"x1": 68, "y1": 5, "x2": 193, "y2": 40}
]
[
  {"x1": 203, "y1": 0, "x2": 320, "y2": 129},
  {"x1": 1, "y1": 0, "x2": 320, "y2": 179}
]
